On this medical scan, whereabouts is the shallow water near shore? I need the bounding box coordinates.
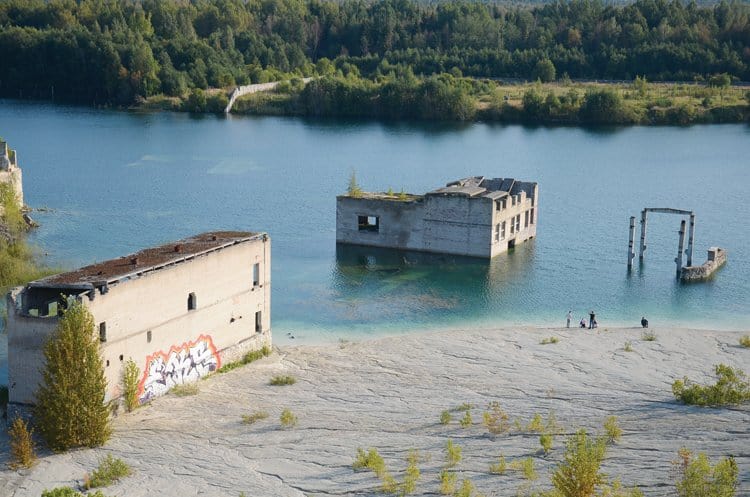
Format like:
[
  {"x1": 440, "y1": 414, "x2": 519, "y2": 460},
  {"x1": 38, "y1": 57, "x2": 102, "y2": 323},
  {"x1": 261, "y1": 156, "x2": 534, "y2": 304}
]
[{"x1": 0, "y1": 100, "x2": 749, "y2": 367}]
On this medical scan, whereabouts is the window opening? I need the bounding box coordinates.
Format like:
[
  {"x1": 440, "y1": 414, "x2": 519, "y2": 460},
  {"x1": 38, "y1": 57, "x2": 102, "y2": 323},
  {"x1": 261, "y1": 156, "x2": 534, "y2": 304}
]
[
  {"x1": 253, "y1": 263, "x2": 260, "y2": 287},
  {"x1": 147, "y1": 330, "x2": 152, "y2": 343},
  {"x1": 501, "y1": 221, "x2": 506, "y2": 240},
  {"x1": 494, "y1": 223, "x2": 500, "y2": 242},
  {"x1": 99, "y1": 322, "x2": 107, "y2": 342},
  {"x1": 524, "y1": 210, "x2": 529, "y2": 228},
  {"x1": 188, "y1": 292, "x2": 197, "y2": 311},
  {"x1": 530, "y1": 208, "x2": 535, "y2": 224},
  {"x1": 358, "y1": 215, "x2": 379, "y2": 232},
  {"x1": 255, "y1": 311, "x2": 262, "y2": 333}
]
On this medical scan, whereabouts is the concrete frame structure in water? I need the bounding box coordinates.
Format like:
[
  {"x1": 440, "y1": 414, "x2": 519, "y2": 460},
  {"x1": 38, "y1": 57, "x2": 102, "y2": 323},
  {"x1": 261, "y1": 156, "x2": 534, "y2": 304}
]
[
  {"x1": 6, "y1": 231, "x2": 271, "y2": 408},
  {"x1": 336, "y1": 176, "x2": 538, "y2": 258}
]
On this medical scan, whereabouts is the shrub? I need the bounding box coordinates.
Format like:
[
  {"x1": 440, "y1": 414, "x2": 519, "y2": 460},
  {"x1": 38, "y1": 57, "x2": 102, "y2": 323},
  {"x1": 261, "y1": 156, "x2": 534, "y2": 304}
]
[
  {"x1": 672, "y1": 364, "x2": 750, "y2": 406},
  {"x1": 459, "y1": 410, "x2": 472, "y2": 427},
  {"x1": 280, "y1": 408, "x2": 298, "y2": 428},
  {"x1": 85, "y1": 454, "x2": 132, "y2": 489},
  {"x1": 8, "y1": 416, "x2": 36, "y2": 468},
  {"x1": 347, "y1": 171, "x2": 363, "y2": 197},
  {"x1": 510, "y1": 457, "x2": 537, "y2": 480},
  {"x1": 122, "y1": 359, "x2": 140, "y2": 412},
  {"x1": 401, "y1": 450, "x2": 420, "y2": 495},
  {"x1": 674, "y1": 448, "x2": 738, "y2": 497},
  {"x1": 739, "y1": 335, "x2": 750, "y2": 348},
  {"x1": 453, "y1": 403, "x2": 473, "y2": 412},
  {"x1": 603, "y1": 416, "x2": 623, "y2": 444},
  {"x1": 580, "y1": 88, "x2": 629, "y2": 123},
  {"x1": 624, "y1": 341, "x2": 633, "y2": 352},
  {"x1": 550, "y1": 430, "x2": 607, "y2": 497},
  {"x1": 41, "y1": 489, "x2": 85, "y2": 497},
  {"x1": 540, "y1": 336, "x2": 560, "y2": 345},
  {"x1": 440, "y1": 410, "x2": 452, "y2": 425},
  {"x1": 455, "y1": 479, "x2": 476, "y2": 497},
  {"x1": 218, "y1": 345, "x2": 271, "y2": 373},
  {"x1": 540, "y1": 433, "x2": 554, "y2": 454},
  {"x1": 270, "y1": 375, "x2": 296, "y2": 386},
  {"x1": 171, "y1": 383, "x2": 199, "y2": 396},
  {"x1": 482, "y1": 402, "x2": 510, "y2": 435},
  {"x1": 241, "y1": 411, "x2": 269, "y2": 425},
  {"x1": 489, "y1": 455, "x2": 507, "y2": 474},
  {"x1": 445, "y1": 439, "x2": 462, "y2": 468},
  {"x1": 353, "y1": 447, "x2": 387, "y2": 477},
  {"x1": 34, "y1": 302, "x2": 111, "y2": 451},
  {"x1": 439, "y1": 470, "x2": 457, "y2": 494},
  {"x1": 527, "y1": 413, "x2": 544, "y2": 432},
  {"x1": 641, "y1": 330, "x2": 657, "y2": 341}
]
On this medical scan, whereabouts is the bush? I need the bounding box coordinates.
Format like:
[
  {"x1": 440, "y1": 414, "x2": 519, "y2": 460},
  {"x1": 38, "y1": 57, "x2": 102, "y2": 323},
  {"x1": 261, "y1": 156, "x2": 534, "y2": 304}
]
[
  {"x1": 489, "y1": 455, "x2": 507, "y2": 474},
  {"x1": 353, "y1": 447, "x2": 387, "y2": 477},
  {"x1": 171, "y1": 383, "x2": 199, "y2": 396},
  {"x1": 527, "y1": 413, "x2": 544, "y2": 432},
  {"x1": 540, "y1": 336, "x2": 560, "y2": 345},
  {"x1": 445, "y1": 439, "x2": 462, "y2": 468},
  {"x1": 624, "y1": 341, "x2": 633, "y2": 352},
  {"x1": 85, "y1": 454, "x2": 132, "y2": 489},
  {"x1": 34, "y1": 302, "x2": 111, "y2": 451},
  {"x1": 218, "y1": 344, "x2": 271, "y2": 373},
  {"x1": 739, "y1": 335, "x2": 750, "y2": 348},
  {"x1": 550, "y1": 430, "x2": 606, "y2": 497},
  {"x1": 8, "y1": 416, "x2": 36, "y2": 468},
  {"x1": 347, "y1": 171, "x2": 363, "y2": 198},
  {"x1": 280, "y1": 408, "x2": 298, "y2": 428},
  {"x1": 674, "y1": 448, "x2": 738, "y2": 497},
  {"x1": 510, "y1": 457, "x2": 537, "y2": 480},
  {"x1": 402, "y1": 450, "x2": 421, "y2": 495},
  {"x1": 269, "y1": 375, "x2": 296, "y2": 386},
  {"x1": 439, "y1": 469, "x2": 457, "y2": 494},
  {"x1": 540, "y1": 433, "x2": 554, "y2": 454},
  {"x1": 122, "y1": 358, "x2": 140, "y2": 412},
  {"x1": 241, "y1": 411, "x2": 269, "y2": 425},
  {"x1": 672, "y1": 364, "x2": 750, "y2": 407},
  {"x1": 482, "y1": 402, "x2": 510, "y2": 435},
  {"x1": 440, "y1": 410, "x2": 452, "y2": 425},
  {"x1": 455, "y1": 479, "x2": 476, "y2": 497},
  {"x1": 580, "y1": 89, "x2": 630, "y2": 123},
  {"x1": 603, "y1": 416, "x2": 623, "y2": 444},
  {"x1": 459, "y1": 409, "x2": 472, "y2": 427},
  {"x1": 641, "y1": 330, "x2": 657, "y2": 341}
]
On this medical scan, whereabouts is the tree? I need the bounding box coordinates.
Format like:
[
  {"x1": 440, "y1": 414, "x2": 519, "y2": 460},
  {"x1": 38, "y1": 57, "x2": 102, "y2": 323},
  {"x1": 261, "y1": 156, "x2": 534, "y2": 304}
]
[
  {"x1": 34, "y1": 301, "x2": 111, "y2": 452},
  {"x1": 580, "y1": 89, "x2": 628, "y2": 123},
  {"x1": 532, "y1": 58, "x2": 556, "y2": 83},
  {"x1": 674, "y1": 448, "x2": 738, "y2": 497},
  {"x1": 550, "y1": 430, "x2": 607, "y2": 497}
]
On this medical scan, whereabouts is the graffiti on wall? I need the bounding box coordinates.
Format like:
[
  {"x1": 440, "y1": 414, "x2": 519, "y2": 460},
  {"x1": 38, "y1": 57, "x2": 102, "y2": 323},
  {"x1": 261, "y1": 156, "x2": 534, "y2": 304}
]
[{"x1": 138, "y1": 334, "x2": 221, "y2": 403}]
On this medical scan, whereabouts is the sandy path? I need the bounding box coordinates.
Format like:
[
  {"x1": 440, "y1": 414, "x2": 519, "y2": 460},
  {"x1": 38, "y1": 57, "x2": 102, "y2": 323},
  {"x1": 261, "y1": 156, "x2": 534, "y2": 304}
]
[{"x1": 1, "y1": 326, "x2": 748, "y2": 496}]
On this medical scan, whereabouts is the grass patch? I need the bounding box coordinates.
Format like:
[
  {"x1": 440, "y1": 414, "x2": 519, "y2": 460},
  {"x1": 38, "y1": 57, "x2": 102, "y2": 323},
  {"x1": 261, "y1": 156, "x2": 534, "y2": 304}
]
[
  {"x1": 445, "y1": 439, "x2": 462, "y2": 468},
  {"x1": 540, "y1": 336, "x2": 559, "y2": 345},
  {"x1": 241, "y1": 411, "x2": 269, "y2": 425},
  {"x1": 489, "y1": 455, "x2": 507, "y2": 474},
  {"x1": 218, "y1": 345, "x2": 271, "y2": 373},
  {"x1": 269, "y1": 375, "x2": 296, "y2": 386},
  {"x1": 452, "y1": 402, "x2": 474, "y2": 412},
  {"x1": 439, "y1": 410, "x2": 452, "y2": 425},
  {"x1": 624, "y1": 341, "x2": 634, "y2": 352},
  {"x1": 439, "y1": 469, "x2": 457, "y2": 494},
  {"x1": 527, "y1": 413, "x2": 544, "y2": 432},
  {"x1": 280, "y1": 408, "x2": 298, "y2": 428},
  {"x1": 672, "y1": 364, "x2": 750, "y2": 406},
  {"x1": 353, "y1": 447, "x2": 387, "y2": 476},
  {"x1": 42, "y1": 489, "x2": 107, "y2": 497},
  {"x1": 509, "y1": 457, "x2": 537, "y2": 480},
  {"x1": 459, "y1": 409, "x2": 473, "y2": 428},
  {"x1": 641, "y1": 330, "x2": 657, "y2": 341},
  {"x1": 739, "y1": 335, "x2": 750, "y2": 348},
  {"x1": 482, "y1": 402, "x2": 510, "y2": 435},
  {"x1": 171, "y1": 383, "x2": 199, "y2": 397},
  {"x1": 84, "y1": 454, "x2": 132, "y2": 489}
]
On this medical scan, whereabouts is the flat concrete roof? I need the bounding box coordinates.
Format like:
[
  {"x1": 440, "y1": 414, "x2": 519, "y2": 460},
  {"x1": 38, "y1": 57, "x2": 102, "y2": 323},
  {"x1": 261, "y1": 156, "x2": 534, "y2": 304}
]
[
  {"x1": 427, "y1": 176, "x2": 536, "y2": 198},
  {"x1": 36, "y1": 231, "x2": 264, "y2": 287}
]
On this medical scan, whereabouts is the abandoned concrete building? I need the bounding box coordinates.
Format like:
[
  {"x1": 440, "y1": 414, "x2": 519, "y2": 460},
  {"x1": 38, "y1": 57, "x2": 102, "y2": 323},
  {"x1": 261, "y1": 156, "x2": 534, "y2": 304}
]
[
  {"x1": 6, "y1": 231, "x2": 270, "y2": 408},
  {"x1": 336, "y1": 176, "x2": 538, "y2": 258},
  {"x1": 0, "y1": 139, "x2": 24, "y2": 213}
]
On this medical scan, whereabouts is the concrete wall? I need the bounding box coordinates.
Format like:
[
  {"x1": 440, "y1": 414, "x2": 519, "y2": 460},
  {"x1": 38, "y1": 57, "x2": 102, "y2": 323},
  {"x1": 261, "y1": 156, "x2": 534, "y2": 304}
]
[
  {"x1": 423, "y1": 196, "x2": 493, "y2": 258},
  {"x1": 489, "y1": 185, "x2": 538, "y2": 257},
  {"x1": 336, "y1": 196, "x2": 427, "y2": 251},
  {"x1": 0, "y1": 140, "x2": 24, "y2": 212},
  {"x1": 7, "y1": 236, "x2": 271, "y2": 406}
]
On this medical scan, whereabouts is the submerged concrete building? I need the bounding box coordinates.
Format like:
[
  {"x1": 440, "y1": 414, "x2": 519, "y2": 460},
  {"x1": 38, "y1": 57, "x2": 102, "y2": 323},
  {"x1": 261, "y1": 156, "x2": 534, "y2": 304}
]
[
  {"x1": 6, "y1": 231, "x2": 270, "y2": 408},
  {"x1": 336, "y1": 176, "x2": 538, "y2": 258}
]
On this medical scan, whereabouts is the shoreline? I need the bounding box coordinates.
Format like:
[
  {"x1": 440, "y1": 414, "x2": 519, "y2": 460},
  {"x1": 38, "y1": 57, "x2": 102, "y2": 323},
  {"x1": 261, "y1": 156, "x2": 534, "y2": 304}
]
[{"x1": 1, "y1": 325, "x2": 747, "y2": 496}]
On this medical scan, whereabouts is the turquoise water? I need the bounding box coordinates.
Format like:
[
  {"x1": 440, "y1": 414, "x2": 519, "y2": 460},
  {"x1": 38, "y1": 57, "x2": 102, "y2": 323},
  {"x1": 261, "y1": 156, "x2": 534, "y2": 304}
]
[{"x1": 1, "y1": 101, "x2": 749, "y2": 357}]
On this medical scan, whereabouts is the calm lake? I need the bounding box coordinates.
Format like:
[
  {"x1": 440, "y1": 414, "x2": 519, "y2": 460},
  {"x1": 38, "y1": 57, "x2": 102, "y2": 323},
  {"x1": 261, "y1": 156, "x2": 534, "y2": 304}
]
[{"x1": 1, "y1": 100, "x2": 749, "y2": 356}]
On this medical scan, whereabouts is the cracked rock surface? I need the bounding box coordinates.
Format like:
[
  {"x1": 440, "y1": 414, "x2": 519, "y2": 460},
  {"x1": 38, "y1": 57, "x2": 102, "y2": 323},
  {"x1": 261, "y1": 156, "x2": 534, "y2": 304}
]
[{"x1": 1, "y1": 326, "x2": 748, "y2": 496}]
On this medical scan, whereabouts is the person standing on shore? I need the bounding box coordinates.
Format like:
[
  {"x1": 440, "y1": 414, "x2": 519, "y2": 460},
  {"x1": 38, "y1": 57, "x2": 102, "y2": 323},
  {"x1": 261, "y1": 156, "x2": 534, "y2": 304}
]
[
  {"x1": 566, "y1": 310, "x2": 573, "y2": 328},
  {"x1": 589, "y1": 310, "x2": 596, "y2": 329}
]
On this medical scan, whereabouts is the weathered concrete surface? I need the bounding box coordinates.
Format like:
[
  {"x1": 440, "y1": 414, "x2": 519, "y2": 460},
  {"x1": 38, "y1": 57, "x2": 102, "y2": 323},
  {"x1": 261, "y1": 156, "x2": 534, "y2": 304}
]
[
  {"x1": 1, "y1": 326, "x2": 748, "y2": 496},
  {"x1": 682, "y1": 247, "x2": 727, "y2": 282}
]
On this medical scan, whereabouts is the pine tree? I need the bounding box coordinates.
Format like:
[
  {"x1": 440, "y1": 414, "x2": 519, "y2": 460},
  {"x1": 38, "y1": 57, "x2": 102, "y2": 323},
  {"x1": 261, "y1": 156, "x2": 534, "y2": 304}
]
[{"x1": 34, "y1": 301, "x2": 111, "y2": 451}]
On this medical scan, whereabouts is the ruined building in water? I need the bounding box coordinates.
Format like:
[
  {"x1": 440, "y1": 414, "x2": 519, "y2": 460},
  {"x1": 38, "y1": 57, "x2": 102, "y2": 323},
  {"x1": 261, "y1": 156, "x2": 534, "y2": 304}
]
[
  {"x1": 336, "y1": 176, "x2": 538, "y2": 258},
  {"x1": 0, "y1": 139, "x2": 24, "y2": 213},
  {"x1": 6, "y1": 232, "x2": 270, "y2": 408}
]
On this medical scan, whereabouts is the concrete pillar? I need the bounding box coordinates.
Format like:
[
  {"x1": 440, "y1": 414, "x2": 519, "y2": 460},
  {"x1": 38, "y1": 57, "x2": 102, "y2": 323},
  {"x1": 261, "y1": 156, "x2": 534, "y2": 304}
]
[
  {"x1": 639, "y1": 209, "x2": 648, "y2": 261},
  {"x1": 676, "y1": 219, "x2": 686, "y2": 278},
  {"x1": 687, "y1": 213, "x2": 695, "y2": 266},
  {"x1": 627, "y1": 216, "x2": 636, "y2": 271}
]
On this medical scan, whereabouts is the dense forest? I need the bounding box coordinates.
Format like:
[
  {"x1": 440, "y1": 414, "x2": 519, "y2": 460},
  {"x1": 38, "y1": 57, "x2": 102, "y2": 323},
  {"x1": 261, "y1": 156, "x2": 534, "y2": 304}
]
[{"x1": 0, "y1": 0, "x2": 748, "y2": 106}]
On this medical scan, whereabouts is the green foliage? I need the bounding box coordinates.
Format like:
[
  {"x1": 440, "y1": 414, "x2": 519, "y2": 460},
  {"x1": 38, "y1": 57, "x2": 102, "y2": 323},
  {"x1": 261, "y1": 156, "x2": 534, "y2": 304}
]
[
  {"x1": 489, "y1": 455, "x2": 507, "y2": 474},
  {"x1": 533, "y1": 59, "x2": 556, "y2": 83},
  {"x1": 540, "y1": 433, "x2": 554, "y2": 455},
  {"x1": 708, "y1": 74, "x2": 732, "y2": 90},
  {"x1": 41, "y1": 489, "x2": 86, "y2": 497},
  {"x1": 455, "y1": 479, "x2": 477, "y2": 497},
  {"x1": 527, "y1": 413, "x2": 544, "y2": 432},
  {"x1": 440, "y1": 410, "x2": 452, "y2": 425},
  {"x1": 540, "y1": 336, "x2": 560, "y2": 345},
  {"x1": 641, "y1": 330, "x2": 657, "y2": 342},
  {"x1": 439, "y1": 469, "x2": 457, "y2": 494},
  {"x1": 171, "y1": 383, "x2": 199, "y2": 396},
  {"x1": 739, "y1": 335, "x2": 750, "y2": 348},
  {"x1": 347, "y1": 171, "x2": 363, "y2": 198},
  {"x1": 623, "y1": 341, "x2": 633, "y2": 352},
  {"x1": 218, "y1": 345, "x2": 271, "y2": 373},
  {"x1": 280, "y1": 408, "x2": 298, "y2": 428},
  {"x1": 510, "y1": 457, "x2": 537, "y2": 480},
  {"x1": 674, "y1": 448, "x2": 737, "y2": 497},
  {"x1": 603, "y1": 416, "x2": 622, "y2": 444},
  {"x1": 550, "y1": 430, "x2": 607, "y2": 497},
  {"x1": 482, "y1": 402, "x2": 510, "y2": 435},
  {"x1": 401, "y1": 450, "x2": 420, "y2": 495},
  {"x1": 8, "y1": 416, "x2": 37, "y2": 469},
  {"x1": 580, "y1": 89, "x2": 629, "y2": 124},
  {"x1": 633, "y1": 76, "x2": 648, "y2": 98},
  {"x1": 85, "y1": 455, "x2": 132, "y2": 489},
  {"x1": 241, "y1": 411, "x2": 269, "y2": 425},
  {"x1": 445, "y1": 439, "x2": 462, "y2": 468},
  {"x1": 122, "y1": 359, "x2": 140, "y2": 412},
  {"x1": 269, "y1": 375, "x2": 296, "y2": 386},
  {"x1": 354, "y1": 447, "x2": 387, "y2": 477},
  {"x1": 34, "y1": 302, "x2": 111, "y2": 452},
  {"x1": 459, "y1": 409, "x2": 472, "y2": 428},
  {"x1": 672, "y1": 364, "x2": 750, "y2": 407}
]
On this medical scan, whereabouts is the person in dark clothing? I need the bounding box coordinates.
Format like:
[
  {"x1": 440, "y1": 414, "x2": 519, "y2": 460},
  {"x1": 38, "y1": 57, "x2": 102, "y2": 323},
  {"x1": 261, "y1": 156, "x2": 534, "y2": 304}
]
[
  {"x1": 641, "y1": 317, "x2": 649, "y2": 328},
  {"x1": 589, "y1": 311, "x2": 596, "y2": 329}
]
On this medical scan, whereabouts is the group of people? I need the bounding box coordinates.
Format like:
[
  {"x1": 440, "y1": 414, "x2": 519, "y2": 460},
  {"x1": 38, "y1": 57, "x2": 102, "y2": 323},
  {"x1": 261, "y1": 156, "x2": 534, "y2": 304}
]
[{"x1": 564, "y1": 310, "x2": 649, "y2": 329}]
